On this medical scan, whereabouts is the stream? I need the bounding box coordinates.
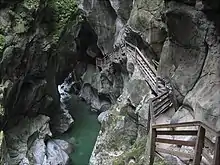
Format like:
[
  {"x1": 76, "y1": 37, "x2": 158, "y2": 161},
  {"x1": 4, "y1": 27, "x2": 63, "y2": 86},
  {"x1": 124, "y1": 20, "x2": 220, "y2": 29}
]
[{"x1": 58, "y1": 75, "x2": 100, "y2": 165}]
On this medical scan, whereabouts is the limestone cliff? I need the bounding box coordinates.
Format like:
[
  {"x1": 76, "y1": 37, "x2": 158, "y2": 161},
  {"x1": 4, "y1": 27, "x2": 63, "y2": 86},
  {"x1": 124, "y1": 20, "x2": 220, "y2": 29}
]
[{"x1": 0, "y1": 0, "x2": 219, "y2": 165}]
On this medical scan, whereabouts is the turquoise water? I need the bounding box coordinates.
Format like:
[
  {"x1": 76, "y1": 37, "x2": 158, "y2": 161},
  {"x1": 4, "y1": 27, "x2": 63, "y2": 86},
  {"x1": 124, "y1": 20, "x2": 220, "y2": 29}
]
[{"x1": 61, "y1": 94, "x2": 100, "y2": 165}]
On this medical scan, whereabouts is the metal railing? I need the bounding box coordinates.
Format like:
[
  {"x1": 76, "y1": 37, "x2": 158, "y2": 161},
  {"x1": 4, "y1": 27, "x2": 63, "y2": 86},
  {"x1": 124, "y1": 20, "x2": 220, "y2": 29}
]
[{"x1": 149, "y1": 121, "x2": 220, "y2": 165}]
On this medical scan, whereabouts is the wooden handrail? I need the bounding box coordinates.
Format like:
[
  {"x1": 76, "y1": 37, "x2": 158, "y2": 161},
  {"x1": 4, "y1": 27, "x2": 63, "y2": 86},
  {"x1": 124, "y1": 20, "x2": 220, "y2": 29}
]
[
  {"x1": 150, "y1": 121, "x2": 220, "y2": 165},
  {"x1": 152, "y1": 121, "x2": 220, "y2": 136},
  {"x1": 125, "y1": 41, "x2": 157, "y2": 76}
]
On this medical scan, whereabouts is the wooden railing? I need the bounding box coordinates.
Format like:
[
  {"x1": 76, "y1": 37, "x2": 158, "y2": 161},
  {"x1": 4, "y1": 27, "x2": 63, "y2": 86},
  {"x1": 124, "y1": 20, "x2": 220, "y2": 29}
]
[
  {"x1": 124, "y1": 41, "x2": 158, "y2": 93},
  {"x1": 149, "y1": 121, "x2": 220, "y2": 165},
  {"x1": 150, "y1": 91, "x2": 173, "y2": 118},
  {"x1": 96, "y1": 43, "x2": 124, "y2": 68}
]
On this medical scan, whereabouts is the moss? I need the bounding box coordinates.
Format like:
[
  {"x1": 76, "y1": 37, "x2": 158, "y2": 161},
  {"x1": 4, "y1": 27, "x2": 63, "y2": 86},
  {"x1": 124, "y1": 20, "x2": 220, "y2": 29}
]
[
  {"x1": 48, "y1": 0, "x2": 82, "y2": 42},
  {"x1": 0, "y1": 105, "x2": 4, "y2": 116},
  {"x1": 23, "y1": 0, "x2": 40, "y2": 10},
  {"x1": 0, "y1": 34, "x2": 5, "y2": 54},
  {"x1": 113, "y1": 137, "x2": 148, "y2": 165},
  {"x1": 154, "y1": 157, "x2": 167, "y2": 165}
]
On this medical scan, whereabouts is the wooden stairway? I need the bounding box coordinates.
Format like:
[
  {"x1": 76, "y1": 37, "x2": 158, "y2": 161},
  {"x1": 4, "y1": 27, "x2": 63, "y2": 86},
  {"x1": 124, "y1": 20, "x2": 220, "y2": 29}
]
[
  {"x1": 96, "y1": 40, "x2": 173, "y2": 117},
  {"x1": 123, "y1": 41, "x2": 173, "y2": 117}
]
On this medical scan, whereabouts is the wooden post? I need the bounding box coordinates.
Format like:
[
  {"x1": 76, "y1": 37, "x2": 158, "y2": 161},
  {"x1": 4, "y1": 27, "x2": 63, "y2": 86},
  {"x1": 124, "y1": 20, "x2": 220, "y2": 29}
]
[
  {"x1": 212, "y1": 136, "x2": 220, "y2": 165},
  {"x1": 149, "y1": 128, "x2": 157, "y2": 165},
  {"x1": 125, "y1": 42, "x2": 127, "y2": 54},
  {"x1": 193, "y1": 126, "x2": 205, "y2": 165},
  {"x1": 156, "y1": 77, "x2": 159, "y2": 95},
  {"x1": 135, "y1": 48, "x2": 137, "y2": 63}
]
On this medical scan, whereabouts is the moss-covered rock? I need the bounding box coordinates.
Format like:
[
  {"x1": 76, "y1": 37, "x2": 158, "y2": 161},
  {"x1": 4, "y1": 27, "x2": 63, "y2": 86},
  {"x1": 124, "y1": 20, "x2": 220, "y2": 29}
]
[
  {"x1": 0, "y1": 34, "x2": 5, "y2": 54},
  {"x1": 47, "y1": 0, "x2": 81, "y2": 42},
  {"x1": 23, "y1": 0, "x2": 41, "y2": 10},
  {"x1": 154, "y1": 157, "x2": 167, "y2": 165},
  {"x1": 112, "y1": 137, "x2": 148, "y2": 165}
]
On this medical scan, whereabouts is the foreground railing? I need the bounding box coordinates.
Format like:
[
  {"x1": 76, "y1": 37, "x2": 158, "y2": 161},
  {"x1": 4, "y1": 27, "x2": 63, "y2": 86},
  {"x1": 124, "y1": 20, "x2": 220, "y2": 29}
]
[{"x1": 149, "y1": 121, "x2": 220, "y2": 165}]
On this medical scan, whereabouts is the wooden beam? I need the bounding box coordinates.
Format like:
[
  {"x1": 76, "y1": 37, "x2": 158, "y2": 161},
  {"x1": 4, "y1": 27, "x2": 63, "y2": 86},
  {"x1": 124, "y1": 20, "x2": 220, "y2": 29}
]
[
  {"x1": 157, "y1": 130, "x2": 198, "y2": 136},
  {"x1": 193, "y1": 126, "x2": 205, "y2": 165},
  {"x1": 153, "y1": 121, "x2": 220, "y2": 136},
  {"x1": 152, "y1": 121, "x2": 200, "y2": 129},
  {"x1": 149, "y1": 128, "x2": 157, "y2": 165},
  {"x1": 212, "y1": 136, "x2": 220, "y2": 165},
  {"x1": 156, "y1": 147, "x2": 194, "y2": 159},
  {"x1": 156, "y1": 138, "x2": 196, "y2": 147}
]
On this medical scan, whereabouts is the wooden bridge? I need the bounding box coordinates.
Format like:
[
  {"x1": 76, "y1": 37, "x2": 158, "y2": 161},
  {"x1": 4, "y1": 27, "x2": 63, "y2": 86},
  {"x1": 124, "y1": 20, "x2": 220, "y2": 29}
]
[{"x1": 95, "y1": 40, "x2": 219, "y2": 165}]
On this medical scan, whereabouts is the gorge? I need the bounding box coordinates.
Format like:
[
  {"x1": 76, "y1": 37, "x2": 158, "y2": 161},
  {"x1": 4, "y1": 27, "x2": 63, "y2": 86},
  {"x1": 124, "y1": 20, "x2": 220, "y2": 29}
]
[{"x1": 0, "y1": 0, "x2": 220, "y2": 165}]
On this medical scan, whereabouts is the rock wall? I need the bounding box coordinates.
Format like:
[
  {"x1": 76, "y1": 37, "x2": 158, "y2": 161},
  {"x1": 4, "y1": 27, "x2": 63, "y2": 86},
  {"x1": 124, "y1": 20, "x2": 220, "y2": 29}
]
[
  {"x1": 0, "y1": 0, "x2": 80, "y2": 164},
  {"x1": 76, "y1": 0, "x2": 220, "y2": 164}
]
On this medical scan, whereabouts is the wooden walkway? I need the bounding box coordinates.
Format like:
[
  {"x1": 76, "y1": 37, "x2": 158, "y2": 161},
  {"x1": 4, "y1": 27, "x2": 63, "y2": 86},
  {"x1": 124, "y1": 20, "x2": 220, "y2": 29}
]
[
  {"x1": 95, "y1": 41, "x2": 220, "y2": 165},
  {"x1": 96, "y1": 41, "x2": 173, "y2": 117},
  {"x1": 149, "y1": 121, "x2": 220, "y2": 165}
]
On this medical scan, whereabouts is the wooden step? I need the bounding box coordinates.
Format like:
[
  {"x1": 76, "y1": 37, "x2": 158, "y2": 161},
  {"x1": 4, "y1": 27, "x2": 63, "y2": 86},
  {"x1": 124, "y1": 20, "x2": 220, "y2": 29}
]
[
  {"x1": 154, "y1": 101, "x2": 173, "y2": 117},
  {"x1": 154, "y1": 99, "x2": 171, "y2": 115}
]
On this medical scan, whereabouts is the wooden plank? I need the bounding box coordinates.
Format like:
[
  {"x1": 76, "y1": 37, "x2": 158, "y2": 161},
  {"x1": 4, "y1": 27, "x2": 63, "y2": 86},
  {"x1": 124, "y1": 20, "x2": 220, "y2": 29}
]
[
  {"x1": 125, "y1": 41, "x2": 157, "y2": 75},
  {"x1": 156, "y1": 147, "x2": 194, "y2": 159},
  {"x1": 152, "y1": 121, "x2": 200, "y2": 129},
  {"x1": 154, "y1": 103, "x2": 172, "y2": 118},
  {"x1": 212, "y1": 136, "x2": 220, "y2": 165},
  {"x1": 136, "y1": 59, "x2": 156, "y2": 85},
  {"x1": 149, "y1": 128, "x2": 157, "y2": 165},
  {"x1": 202, "y1": 149, "x2": 213, "y2": 163},
  {"x1": 135, "y1": 47, "x2": 157, "y2": 75},
  {"x1": 153, "y1": 95, "x2": 169, "y2": 108},
  {"x1": 154, "y1": 98, "x2": 170, "y2": 112},
  {"x1": 152, "y1": 91, "x2": 169, "y2": 101},
  {"x1": 154, "y1": 101, "x2": 171, "y2": 116},
  {"x1": 156, "y1": 138, "x2": 196, "y2": 147},
  {"x1": 153, "y1": 121, "x2": 220, "y2": 136},
  {"x1": 157, "y1": 130, "x2": 198, "y2": 136},
  {"x1": 193, "y1": 126, "x2": 205, "y2": 165}
]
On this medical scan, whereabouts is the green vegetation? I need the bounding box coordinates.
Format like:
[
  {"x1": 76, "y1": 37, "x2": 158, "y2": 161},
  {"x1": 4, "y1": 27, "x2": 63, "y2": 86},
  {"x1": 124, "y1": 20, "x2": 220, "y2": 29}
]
[
  {"x1": 154, "y1": 157, "x2": 167, "y2": 165},
  {"x1": 0, "y1": 34, "x2": 5, "y2": 54},
  {"x1": 113, "y1": 137, "x2": 148, "y2": 165},
  {"x1": 48, "y1": 0, "x2": 82, "y2": 42},
  {"x1": 23, "y1": 0, "x2": 40, "y2": 10}
]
